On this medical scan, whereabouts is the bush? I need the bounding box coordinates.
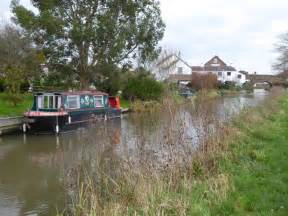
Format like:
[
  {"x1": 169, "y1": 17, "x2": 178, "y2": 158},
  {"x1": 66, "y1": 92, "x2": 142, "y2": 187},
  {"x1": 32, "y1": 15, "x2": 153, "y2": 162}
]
[
  {"x1": 123, "y1": 76, "x2": 164, "y2": 101},
  {"x1": 219, "y1": 81, "x2": 237, "y2": 90},
  {"x1": 191, "y1": 72, "x2": 218, "y2": 90},
  {"x1": 242, "y1": 82, "x2": 254, "y2": 92}
]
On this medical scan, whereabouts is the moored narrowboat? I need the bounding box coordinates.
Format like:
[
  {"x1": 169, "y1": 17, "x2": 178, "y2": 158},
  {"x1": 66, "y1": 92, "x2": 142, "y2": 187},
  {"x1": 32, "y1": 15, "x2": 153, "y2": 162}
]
[{"x1": 24, "y1": 91, "x2": 121, "y2": 133}]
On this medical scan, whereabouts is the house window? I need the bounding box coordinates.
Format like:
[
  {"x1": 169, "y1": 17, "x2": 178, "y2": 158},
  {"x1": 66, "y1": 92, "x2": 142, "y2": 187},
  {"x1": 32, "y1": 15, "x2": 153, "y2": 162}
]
[
  {"x1": 177, "y1": 67, "x2": 183, "y2": 74},
  {"x1": 218, "y1": 72, "x2": 222, "y2": 76},
  {"x1": 94, "y1": 96, "x2": 104, "y2": 107},
  {"x1": 67, "y1": 96, "x2": 80, "y2": 109},
  {"x1": 227, "y1": 72, "x2": 231, "y2": 76},
  {"x1": 238, "y1": 74, "x2": 242, "y2": 79}
]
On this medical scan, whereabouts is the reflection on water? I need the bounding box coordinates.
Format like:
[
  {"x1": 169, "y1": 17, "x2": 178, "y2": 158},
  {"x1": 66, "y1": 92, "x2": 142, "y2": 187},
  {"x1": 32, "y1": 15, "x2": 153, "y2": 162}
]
[{"x1": 0, "y1": 88, "x2": 282, "y2": 215}]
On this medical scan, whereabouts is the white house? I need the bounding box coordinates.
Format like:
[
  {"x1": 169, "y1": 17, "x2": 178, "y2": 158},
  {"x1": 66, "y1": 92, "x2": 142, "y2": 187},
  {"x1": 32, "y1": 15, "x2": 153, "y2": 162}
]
[
  {"x1": 191, "y1": 56, "x2": 248, "y2": 86},
  {"x1": 152, "y1": 54, "x2": 192, "y2": 81}
]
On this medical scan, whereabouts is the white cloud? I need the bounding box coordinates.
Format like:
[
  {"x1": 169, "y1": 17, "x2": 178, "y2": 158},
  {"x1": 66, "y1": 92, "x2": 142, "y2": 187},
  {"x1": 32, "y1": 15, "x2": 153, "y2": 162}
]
[
  {"x1": 160, "y1": 0, "x2": 288, "y2": 74},
  {"x1": 0, "y1": 0, "x2": 288, "y2": 74}
]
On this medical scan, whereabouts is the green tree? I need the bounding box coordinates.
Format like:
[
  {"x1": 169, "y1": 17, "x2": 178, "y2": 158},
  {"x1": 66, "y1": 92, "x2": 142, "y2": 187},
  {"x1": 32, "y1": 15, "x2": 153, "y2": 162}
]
[
  {"x1": 123, "y1": 70, "x2": 164, "y2": 100},
  {"x1": 0, "y1": 23, "x2": 43, "y2": 94},
  {"x1": 12, "y1": 0, "x2": 165, "y2": 89}
]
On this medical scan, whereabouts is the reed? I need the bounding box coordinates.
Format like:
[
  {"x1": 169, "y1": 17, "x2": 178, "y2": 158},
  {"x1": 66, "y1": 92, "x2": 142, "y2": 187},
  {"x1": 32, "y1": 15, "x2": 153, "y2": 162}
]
[{"x1": 59, "y1": 88, "x2": 286, "y2": 215}]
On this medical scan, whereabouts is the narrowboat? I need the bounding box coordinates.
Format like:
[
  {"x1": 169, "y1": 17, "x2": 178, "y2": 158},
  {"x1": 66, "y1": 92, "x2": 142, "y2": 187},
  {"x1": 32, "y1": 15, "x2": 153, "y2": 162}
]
[{"x1": 23, "y1": 91, "x2": 121, "y2": 133}]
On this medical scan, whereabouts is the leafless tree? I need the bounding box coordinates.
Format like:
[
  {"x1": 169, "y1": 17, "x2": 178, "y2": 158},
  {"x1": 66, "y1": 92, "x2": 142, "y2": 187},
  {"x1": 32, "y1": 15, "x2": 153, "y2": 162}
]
[
  {"x1": 150, "y1": 49, "x2": 181, "y2": 80},
  {"x1": 274, "y1": 33, "x2": 288, "y2": 73}
]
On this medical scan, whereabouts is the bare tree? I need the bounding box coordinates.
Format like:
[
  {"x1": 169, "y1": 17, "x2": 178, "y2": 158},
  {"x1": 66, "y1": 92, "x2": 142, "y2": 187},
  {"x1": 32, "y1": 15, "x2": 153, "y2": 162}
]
[
  {"x1": 150, "y1": 49, "x2": 181, "y2": 80},
  {"x1": 274, "y1": 33, "x2": 288, "y2": 72}
]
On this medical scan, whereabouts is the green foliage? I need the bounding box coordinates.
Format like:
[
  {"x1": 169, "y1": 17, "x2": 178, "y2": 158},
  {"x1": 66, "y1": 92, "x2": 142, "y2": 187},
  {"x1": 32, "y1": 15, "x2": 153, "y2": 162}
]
[
  {"x1": 123, "y1": 73, "x2": 164, "y2": 101},
  {"x1": 0, "y1": 24, "x2": 43, "y2": 94},
  {"x1": 0, "y1": 93, "x2": 23, "y2": 107},
  {"x1": 0, "y1": 93, "x2": 32, "y2": 116},
  {"x1": 219, "y1": 81, "x2": 237, "y2": 90},
  {"x1": 93, "y1": 64, "x2": 127, "y2": 96},
  {"x1": 242, "y1": 81, "x2": 254, "y2": 92},
  {"x1": 12, "y1": 0, "x2": 165, "y2": 89}
]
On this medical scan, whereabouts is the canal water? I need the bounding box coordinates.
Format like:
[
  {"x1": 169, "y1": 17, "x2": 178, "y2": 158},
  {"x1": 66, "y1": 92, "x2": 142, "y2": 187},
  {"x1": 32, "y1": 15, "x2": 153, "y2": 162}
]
[{"x1": 0, "y1": 89, "x2": 282, "y2": 215}]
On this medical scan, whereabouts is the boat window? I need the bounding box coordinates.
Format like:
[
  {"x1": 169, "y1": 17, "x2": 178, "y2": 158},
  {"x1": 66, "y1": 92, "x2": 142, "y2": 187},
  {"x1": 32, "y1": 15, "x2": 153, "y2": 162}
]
[
  {"x1": 39, "y1": 95, "x2": 62, "y2": 109},
  {"x1": 49, "y1": 96, "x2": 54, "y2": 108},
  {"x1": 94, "y1": 96, "x2": 104, "y2": 107},
  {"x1": 44, "y1": 96, "x2": 49, "y2": 109},
  {"x1": 37, "y1": 96, "x2": 43, "y2": 109},
  {"x1": 67, "y1": 96, "x2": 80, "y2": 109}
]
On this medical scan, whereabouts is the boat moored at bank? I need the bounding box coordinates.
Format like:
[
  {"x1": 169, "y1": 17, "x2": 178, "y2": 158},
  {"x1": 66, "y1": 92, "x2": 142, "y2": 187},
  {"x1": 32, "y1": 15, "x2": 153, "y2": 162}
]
[{"x1": 24, "y1": 90, "x2": 121, "y2": 133}]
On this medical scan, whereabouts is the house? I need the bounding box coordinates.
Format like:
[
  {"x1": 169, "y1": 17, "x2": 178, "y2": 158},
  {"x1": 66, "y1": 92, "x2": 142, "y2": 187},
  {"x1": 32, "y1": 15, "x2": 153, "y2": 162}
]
[
  {"x1": 153, "y1": 54, "x2": 192, "y2": 81},
  {"x1": 191, "y1": 56, "x2": 248, "y2": 86}
]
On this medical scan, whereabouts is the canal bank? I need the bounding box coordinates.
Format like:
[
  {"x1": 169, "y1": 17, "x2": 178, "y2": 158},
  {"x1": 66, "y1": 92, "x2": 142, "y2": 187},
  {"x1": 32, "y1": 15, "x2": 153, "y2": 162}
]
[
  {"x1": 59, "y1": 89, "x2": 288, "y2": 216},
  {"x1": 0, "y1": 89, "x2": 285, "y2": 215}
]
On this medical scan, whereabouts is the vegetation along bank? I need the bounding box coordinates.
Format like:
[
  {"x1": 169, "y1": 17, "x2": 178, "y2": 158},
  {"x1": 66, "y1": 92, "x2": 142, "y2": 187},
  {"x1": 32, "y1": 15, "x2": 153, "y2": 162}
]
[{"x1": 59, "y1": 90, "x2": 288, "y2": 215}]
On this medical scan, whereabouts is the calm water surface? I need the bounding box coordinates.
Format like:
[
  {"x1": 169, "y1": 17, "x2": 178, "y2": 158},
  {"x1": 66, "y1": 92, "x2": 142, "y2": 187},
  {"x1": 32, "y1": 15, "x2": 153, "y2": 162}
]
[{"x1": 0, "y1": 89, "x2": 281, "y2": 215}]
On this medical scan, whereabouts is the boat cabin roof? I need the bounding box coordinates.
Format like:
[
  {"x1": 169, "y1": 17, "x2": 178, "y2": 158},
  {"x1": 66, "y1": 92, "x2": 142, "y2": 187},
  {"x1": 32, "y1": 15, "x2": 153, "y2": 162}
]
[{"x1": 34, "y1": 90, "x2": 108, "y2": 96}]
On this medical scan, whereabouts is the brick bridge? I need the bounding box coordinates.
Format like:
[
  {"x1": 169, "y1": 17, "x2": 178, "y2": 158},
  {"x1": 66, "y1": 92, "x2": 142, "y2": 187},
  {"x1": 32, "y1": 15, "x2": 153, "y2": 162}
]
[{"x1": 247, "y1": 74, "x2": 286, "y2": 86}]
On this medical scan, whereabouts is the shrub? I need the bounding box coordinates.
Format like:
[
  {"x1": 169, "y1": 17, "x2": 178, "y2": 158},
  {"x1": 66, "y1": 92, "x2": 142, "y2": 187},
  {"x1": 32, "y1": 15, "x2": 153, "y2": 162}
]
[
  {"x1": 219, "y1": 81, "x2": 237, "y2": 90},
  {"x1": 123, "y1": 76, "x2": 164, "y2": 101},
  {"x1": 190, "y1": 72, "x2": 218, "y2": 90},
  {"x1": 242, "y1": 82, "x2": 254, "y2": 92}
]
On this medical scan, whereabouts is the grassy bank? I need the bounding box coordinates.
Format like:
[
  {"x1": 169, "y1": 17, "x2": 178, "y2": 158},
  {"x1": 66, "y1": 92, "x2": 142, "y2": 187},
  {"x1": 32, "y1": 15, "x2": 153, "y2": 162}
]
[
  {"x1": 61, "y1": 91, "x2": 288, "y2": 216},
  {"x1": 0, "y1": 93, "x2": 33, "y2": 117},
  {"x1": 214, "y1": 93, "x2": 288, "y2": 215}
]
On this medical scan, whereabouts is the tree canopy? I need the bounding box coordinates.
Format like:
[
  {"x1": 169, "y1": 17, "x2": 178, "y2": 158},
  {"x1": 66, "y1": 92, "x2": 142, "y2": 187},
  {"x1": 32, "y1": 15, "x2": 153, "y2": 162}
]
[
  {"x1": 12, "y1": 0, "x2": 165, "y2": 89},
  {"x1": 0, "y1": 23, "x2": 43, "y2": 93}
]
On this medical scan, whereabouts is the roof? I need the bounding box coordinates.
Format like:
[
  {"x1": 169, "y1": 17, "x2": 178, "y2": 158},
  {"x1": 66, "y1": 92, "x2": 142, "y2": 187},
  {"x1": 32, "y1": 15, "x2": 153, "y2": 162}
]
[
  {"x1": 191, "y1": 56, "x2": 236, "y2": 72},
  {"x1": 204, "y1": 56, "x2": 227, "y2": 67},
  {"x1": 35, "y1": 90, "x2": 108, "y2": 96}
]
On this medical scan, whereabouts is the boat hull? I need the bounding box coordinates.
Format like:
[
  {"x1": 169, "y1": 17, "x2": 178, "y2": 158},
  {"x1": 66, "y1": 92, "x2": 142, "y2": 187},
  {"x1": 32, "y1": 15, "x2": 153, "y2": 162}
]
[{"x1": 25, "y1": 108, "x2": 121, "y2": 134}]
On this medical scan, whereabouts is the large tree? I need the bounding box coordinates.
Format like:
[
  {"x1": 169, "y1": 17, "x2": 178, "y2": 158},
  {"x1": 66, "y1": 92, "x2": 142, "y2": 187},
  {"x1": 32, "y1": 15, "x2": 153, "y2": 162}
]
[
  {"x1": 0, "y1": 23, "x2": 43, "y2": 93},
  {"x1": 12, "y1": 0, "x2": 165, "y2": 89}
]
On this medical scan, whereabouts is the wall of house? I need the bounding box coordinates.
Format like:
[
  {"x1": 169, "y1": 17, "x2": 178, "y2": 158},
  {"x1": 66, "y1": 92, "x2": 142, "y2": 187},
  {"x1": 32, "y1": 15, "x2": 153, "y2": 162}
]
[
  {"x1": 191, "y1": 70, "x2": 247, "y2": 86},
  {"x1": 217, "y1": 71, "x2": 247, "y2": 85},
  {"x1": 173, "y1": 61, "x2": 192, "y2": 75}
]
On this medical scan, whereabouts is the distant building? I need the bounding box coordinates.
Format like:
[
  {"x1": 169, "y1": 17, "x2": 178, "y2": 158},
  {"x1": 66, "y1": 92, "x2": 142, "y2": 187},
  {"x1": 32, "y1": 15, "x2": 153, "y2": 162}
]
[
  {"x1": 165, "y1": 55, "x2": 248, "y2": 86},
  {"x1": 152, "y1": 54, "x2": 192, "y2": 81},
  {"x1": 191, "y1": 56, "x2": 248, "y2": 86}
]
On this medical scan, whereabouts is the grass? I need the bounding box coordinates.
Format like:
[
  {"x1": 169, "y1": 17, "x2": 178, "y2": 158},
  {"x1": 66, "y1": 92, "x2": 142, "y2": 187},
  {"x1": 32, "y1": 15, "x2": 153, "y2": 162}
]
[
  {"x1": 62, "y1": 92, "x2": 288, "y2": 216},
  {"x1": 213, "y1": 95, "x2": 288, "y2": 215},
  {"x1": 0, "y1": 93, "x2": 33, "y2": 117}
]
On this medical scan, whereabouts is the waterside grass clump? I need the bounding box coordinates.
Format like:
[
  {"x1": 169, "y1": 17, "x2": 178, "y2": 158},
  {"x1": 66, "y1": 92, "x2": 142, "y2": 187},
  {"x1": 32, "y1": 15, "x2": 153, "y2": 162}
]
[{"x1": 61, "y1": 90, "x2": 288, "y2": 216}]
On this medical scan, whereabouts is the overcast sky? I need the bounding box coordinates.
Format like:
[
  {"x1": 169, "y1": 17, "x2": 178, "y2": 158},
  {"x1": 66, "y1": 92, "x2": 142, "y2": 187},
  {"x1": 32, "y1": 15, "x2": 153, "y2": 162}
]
[{"x1": 1, "y1": 0, "x2": 288, "y2": 74}]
